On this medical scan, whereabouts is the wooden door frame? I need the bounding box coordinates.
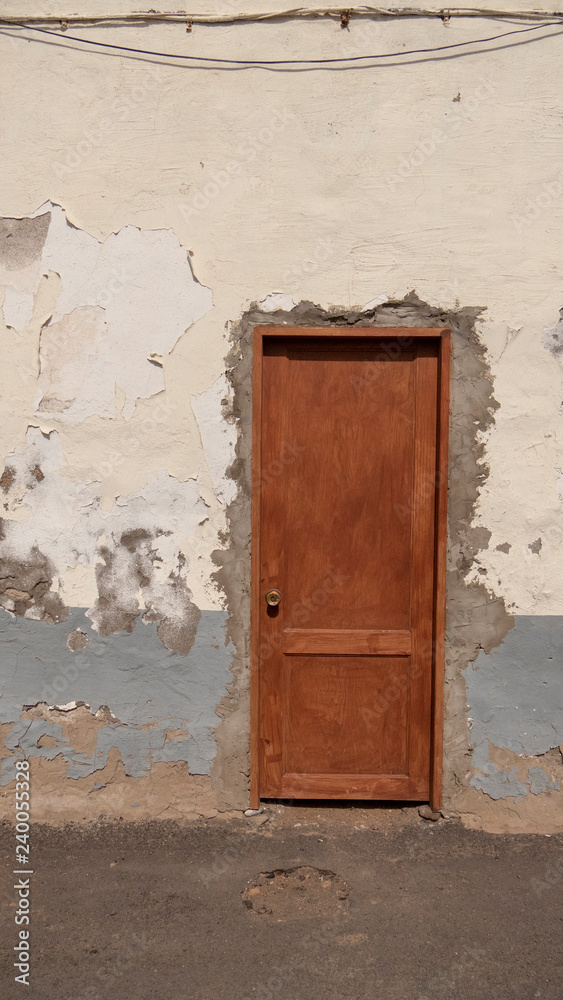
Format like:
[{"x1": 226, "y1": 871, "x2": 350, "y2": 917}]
[{"x1": 250, "y1": 326, "x2": 450, "y2": 812}]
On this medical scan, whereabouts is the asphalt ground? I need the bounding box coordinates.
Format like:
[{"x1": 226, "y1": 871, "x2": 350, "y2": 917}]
[{"x1": 1, "y1": 804, "x2": 562, "y2": 999}]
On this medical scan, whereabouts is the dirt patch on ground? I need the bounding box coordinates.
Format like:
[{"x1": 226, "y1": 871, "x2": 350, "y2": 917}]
[{"x1": 242, "y1": 865, "x2": 349, "y2": 919}]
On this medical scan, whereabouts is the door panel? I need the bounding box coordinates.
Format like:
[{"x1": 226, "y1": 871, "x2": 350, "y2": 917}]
[
  {"x1": 251, "y1": 328, "x2": 449, "y2": 807},
  {"x1": 284, "y1": 655, "x2": 409, "y2": 774},
  {"x1": 283, "y1": 345, "x2": 414, "y2": 630}
]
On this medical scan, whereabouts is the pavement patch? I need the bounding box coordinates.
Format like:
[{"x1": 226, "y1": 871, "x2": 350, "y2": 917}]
[{"x1": 241, "y1": 865, "x2": 349, "y2": 920}]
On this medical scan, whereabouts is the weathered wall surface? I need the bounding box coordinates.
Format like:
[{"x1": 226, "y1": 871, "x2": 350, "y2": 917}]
[{"x1": 1, "y1": 4, "x2": 562, "y2": 829}]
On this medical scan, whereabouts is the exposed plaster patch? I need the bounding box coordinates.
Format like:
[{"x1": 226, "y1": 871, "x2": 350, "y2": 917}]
[
  {"x1": 495, "y1": 542, "x2": 511, "y2": 553},
  {"x1": 26, "y1": 712, "x2": 191, "y2": 779},
  {"x1": 543, "y1": 308, "x2": 563, "y2": 359},
  {"x1": 91, "y1": 530, "x2": 202, "y2": 654},
  {"x1": 0, "y1": 466, "x2": 15, "y2": 490},
  {"x1": 0, "y1": 427, "x2": 212, "y2": 645},
  {"x1": 470, "y1": 748, "x2": 528, "y2": 801},
  {"x1": 165, "y1": 728, "x2": 190, "y2": 741},
  {"x1": 0, "y1": 426, "x2": 98, "y2": 623},
  {"x1": 67, "y1": 628, "x2": 89, "y2": 652},
  {"x1": 3, "y1": 286, "x2": 34, "y2": 332},
  {"x1": 0, "y1": 751, "x2": 220, "y2": 823},
  {"x1": 469, "y1": 742, "x2": 562, "y2": 801},
  {"x1": 87, "y1": 473, "x2": 208, "y2": 649},
  {"x1": 1, "y1": 203, "x2": 212, "y2": 417},
  {"x1": 191, "y1": 374, "x2": 237, "y2": 506},
  {"x1": 258, "y1": 293, "x2": 296, "y2": 312},
  {"x1": 0, "y1": 205, "x2": 231, "y2": 664},
  {"x1": 0, "y1": 212, "x2": 51, "y2": 329},
  {"x1": 147, "y1": 583, "x2": 202, "y2": 656},
  {"x1": 528, "y1": 537, "x2": 542, "y2": 555},
  {"x1": 37, "y1": 733, "x2": 57, "y2": 748},
  {"x1": 0, "y1": 214, "x2": 52, "y2": 332},
  {"x1": 37, "y1": 306, "x2": 112, "y2": 418},
  {"x1": 0, "y1": 549, "x2": 68, "y2": 623},
  {"x1": 0, "y1": 425, "x2": 101, "y2": 553},
  {"x1": 0, "y1": 214, "x2": 51, "y2": 272},
  {"x1": 362, "y1": 295, "x2": 389, "y2": 310},
  {"x1": 528, "y1": 766, "x2": 560, "y2": 795},
  {"x1": 38, "y1": 205, "x2": 212, "y2": 419}
]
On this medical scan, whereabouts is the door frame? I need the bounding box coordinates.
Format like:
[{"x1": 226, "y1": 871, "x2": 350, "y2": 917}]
[{"x1": 250, "y1": 326, "x2": 450, "y2": 811}]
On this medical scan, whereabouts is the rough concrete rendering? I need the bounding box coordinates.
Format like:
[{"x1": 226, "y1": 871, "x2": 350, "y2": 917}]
[{"x1": 1, "y1": 4, "x2": 563, "y2": 831}]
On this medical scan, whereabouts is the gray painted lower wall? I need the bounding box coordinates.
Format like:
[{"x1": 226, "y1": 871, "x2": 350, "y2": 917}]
[
  {"x1": 465, "y1": 615, "x2": 563, "y2": 800},
  {"x1": 2, "y1": 607, "x2": 562, "y2": 810},
  {"x1": 0, "y1": 608, "x2": 233, "y2": 784}
]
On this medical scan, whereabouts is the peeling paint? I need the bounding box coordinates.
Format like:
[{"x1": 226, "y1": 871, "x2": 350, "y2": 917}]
[
  {"x1": 470, "y1": 751, "x2": 529, "y2": 801},
  {"x1": 3, "y1": 19, "x2": 563, "y2": 831},
  {"x1": 0, "y1": 199, "x2": 240, "y2": 817},
  {"x1": 0, "y1": 426, "x2": 215, "y2": 644},
  {"x1": 191, "y1": 375, "x2": 237, "y2": 506},
  {"x1": 258, "y1": 293, "x2": 296, "y2": 312},
  {"x1": 0, "y1": 213, "x2": 51, "y2": 332},
  {"x1": 0, "y1": 202, "x2": 561, "y2": 828},
  {"x1": 2, "y1": 204, "x2": 212, "y2": 419},
  {"x1": 466, "y1": 616, "x2": 563, "y2": 803},
  {"x1": 0, "y1": 547, "x2": 68, "y2": 623},
  {"x1": 0, "y1": 213, "x2": 50, "y2": 272},
  {"x1": 67, "y1": 628, "x2": 89, "y2": 652},
  {"x1": 14, "y1": 203, "x2": 213, "y2": 420},
  {"x1": 528, "y1": 767, "x2": 560, "y2": 795},
  {"x1": 543, "y1": 308, "x2": 563, "y2": 360},
  {"x1": 466, "y1": 616, "x2": 563, "y2": 758},
  {"x1": 0, "y1": 607, "x2": 232, "y2": 784}
]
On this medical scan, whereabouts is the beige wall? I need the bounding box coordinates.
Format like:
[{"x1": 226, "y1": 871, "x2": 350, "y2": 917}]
[{"x1": 1, "y1": 5, "x2": 563, "y2": 830}]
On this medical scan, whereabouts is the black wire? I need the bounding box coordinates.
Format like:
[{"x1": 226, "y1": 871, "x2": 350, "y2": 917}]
[{"x1": 4, "y1": 18, "x2": 562, "y2": 65}]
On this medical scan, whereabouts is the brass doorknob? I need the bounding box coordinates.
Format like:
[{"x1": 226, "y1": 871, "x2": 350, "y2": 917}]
[{"x1": 265, "y1": 589, "x2": 282, "y2": 607}]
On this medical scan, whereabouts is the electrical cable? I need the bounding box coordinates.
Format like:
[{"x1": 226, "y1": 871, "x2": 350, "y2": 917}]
[
  {"x1": 3, "y1": 18, "x2": 562, "y2": 65},
  {"x1": 2, "y1": 7, "x2": 563, "y2": 25}
]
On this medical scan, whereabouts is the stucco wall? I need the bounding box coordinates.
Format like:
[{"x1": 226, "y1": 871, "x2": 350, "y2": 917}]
[{"x1": 1, "y1": 4, "x2": 562, "y2": 830}]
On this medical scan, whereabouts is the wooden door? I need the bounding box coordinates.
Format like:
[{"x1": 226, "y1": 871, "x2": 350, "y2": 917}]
[{"x1": 251, "y1": 327, "x2": 449, "y2": 810}]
